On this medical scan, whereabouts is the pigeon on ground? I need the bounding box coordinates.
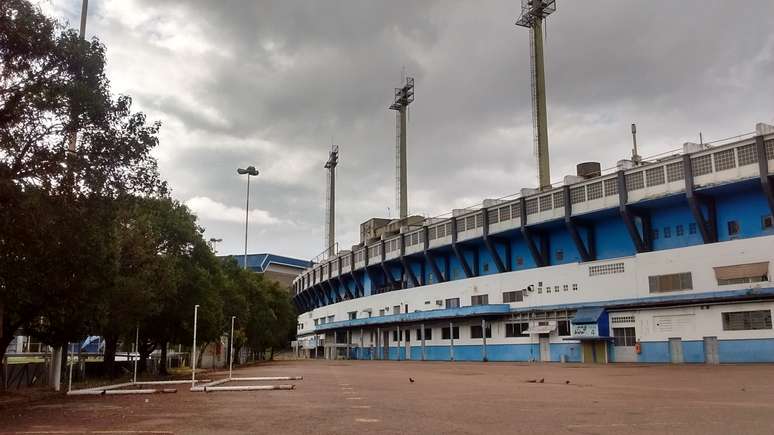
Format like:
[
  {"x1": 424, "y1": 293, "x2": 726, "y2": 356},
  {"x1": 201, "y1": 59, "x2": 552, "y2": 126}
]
[
  {"x1": 565, "y1": 380, "x2": 570, "y2": 384},
  {"x1": 538, "y1": 378, "x2": 544, "y2": 383},
  {"x1": 409, "y1": 378, "x2": 415, "y2": 383}
]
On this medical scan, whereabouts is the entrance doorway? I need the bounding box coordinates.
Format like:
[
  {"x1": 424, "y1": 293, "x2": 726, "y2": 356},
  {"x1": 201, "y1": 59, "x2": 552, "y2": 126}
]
[
  {"x1": 703, "y1": 336, "x2": 719, "y2": 364},
  {"x1": 383, "y1": 331, "x2": 390, "y2": 360},
  {"x1": 539, "y1": 334, "x2": 551, "y2": 362},
  {"x1": 405, "y1": 330, "x2": 411, "y2": 360},
  {"x1": 581, "y1": 341, "x2": 608, "y2": 363},
  {"x1": 669, "y1": 337, "x2": 684, "y2": 363}
]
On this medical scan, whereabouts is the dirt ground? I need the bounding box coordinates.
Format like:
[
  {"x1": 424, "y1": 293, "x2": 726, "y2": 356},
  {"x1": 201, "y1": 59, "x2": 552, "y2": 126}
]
[{"x1": 1, "y1": 360, "x2": 773, "y2": 434}]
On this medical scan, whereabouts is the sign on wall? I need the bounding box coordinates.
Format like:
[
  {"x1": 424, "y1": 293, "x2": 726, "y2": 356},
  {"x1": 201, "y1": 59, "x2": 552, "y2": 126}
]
[{"x1": 571, "y1": 323, "x2": 599, "y2": 337}]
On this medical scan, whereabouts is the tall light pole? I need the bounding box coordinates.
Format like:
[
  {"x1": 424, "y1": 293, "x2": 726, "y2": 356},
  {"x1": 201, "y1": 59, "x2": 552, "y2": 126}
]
[
  {"x1": 237, "y1": 166, "x2": 259, "y2": 270},
  {"x1": 208, "y1": 237, "x2": 223, "y2": 254},
  {"x1": 228, "y1": 316, "x2": 236, "y2": 380},
  {"x1": 191, "y1": 304, "x2": 199, "y2": 388}
]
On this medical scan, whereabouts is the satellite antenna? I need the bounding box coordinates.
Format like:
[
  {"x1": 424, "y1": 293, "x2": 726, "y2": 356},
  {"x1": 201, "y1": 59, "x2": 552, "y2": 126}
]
[
  {"x1": 324, "y1": 144, "x2": 339, "y2": 258},
  {"x1": 389, "y1": 74, "x2": 415, "y2": 220},
  {"x1": 516, "y1": 0, "x2": 556, "y2": 190}
]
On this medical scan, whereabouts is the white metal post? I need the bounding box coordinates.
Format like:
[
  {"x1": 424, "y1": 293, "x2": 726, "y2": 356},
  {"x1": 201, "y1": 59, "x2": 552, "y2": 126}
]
[
  {"x1": 67, "y1": 343, "x2": 74, "y2": 392},
  {"x1": 243, "y1": 175, "x2": 250, "y2": 269},
  {"x1": 191, "y1": 305, "x2": 199, "y2": 388},
  {"x1": 133, "y1": 326, "x2": 139, "y2": 384},
  {"x1": 229, "y1": 316, "x2": 235, "y2": 380}
]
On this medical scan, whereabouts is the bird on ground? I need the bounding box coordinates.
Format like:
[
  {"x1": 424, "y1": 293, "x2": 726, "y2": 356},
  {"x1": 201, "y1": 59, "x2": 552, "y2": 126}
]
[
  {"x1": 409, "y1": 378, "x2": 415, "y2": 383},
  {"x1": 538, "y1": 378, "x2": 544, "y2": 383}
]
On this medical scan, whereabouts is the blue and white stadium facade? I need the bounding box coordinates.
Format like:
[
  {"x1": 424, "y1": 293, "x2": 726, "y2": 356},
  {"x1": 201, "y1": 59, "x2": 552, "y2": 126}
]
[{"x1": 292, "y1": 124, "x2": 774, "y2": 364}]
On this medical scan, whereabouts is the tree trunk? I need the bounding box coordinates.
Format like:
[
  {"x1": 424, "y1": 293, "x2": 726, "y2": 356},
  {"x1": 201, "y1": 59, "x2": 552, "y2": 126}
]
[
  {"x1": 159, "y1": 342, "x2": 168, "y2": 375},
  {"x1": 196, "y1": 342, "x2": 208, "y2": 369},
  {"x1": 102, "y1": 335, "x2": 118, "y2": 378},
  {"x1": 269, "y1": 347, "x2": 274, "y2": 361},
  {"x1": 138, "y1": 342, "x2": 154, "y2": 375}
]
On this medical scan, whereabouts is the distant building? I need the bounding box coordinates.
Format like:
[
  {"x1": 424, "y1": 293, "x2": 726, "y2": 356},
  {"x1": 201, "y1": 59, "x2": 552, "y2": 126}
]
[{"x1": 225, "y1": 253, "x2": 311, "y2": 289}]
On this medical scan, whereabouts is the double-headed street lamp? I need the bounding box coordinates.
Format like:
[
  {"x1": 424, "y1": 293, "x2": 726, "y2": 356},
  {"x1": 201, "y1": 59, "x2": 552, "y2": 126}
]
[{"x1": 237, "y1": 166, "x2": 259, "y2": 270}]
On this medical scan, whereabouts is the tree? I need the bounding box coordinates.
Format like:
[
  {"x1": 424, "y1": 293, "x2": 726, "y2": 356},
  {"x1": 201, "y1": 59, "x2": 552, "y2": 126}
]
[{"x1": 0, "y1": 0, "x2": 164, "y2": 362}]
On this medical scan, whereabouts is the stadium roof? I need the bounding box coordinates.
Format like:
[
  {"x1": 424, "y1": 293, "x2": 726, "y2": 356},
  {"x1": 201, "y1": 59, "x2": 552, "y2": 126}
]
[{"x1": 223, "y1": 253, "x2": 311, "y2": 273}]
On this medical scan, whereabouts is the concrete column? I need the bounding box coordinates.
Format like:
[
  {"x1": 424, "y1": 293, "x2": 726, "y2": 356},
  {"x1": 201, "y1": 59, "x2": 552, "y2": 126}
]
[
  {"x1": 360, "y1": 327, "x2": 364, "y2": 360},
  {"x1": 482, "y1": 318, "x2": 488, "y2": 362},
  {"x1": 449, "y1": 321, "x2": 455, "y2": 361},
  {"x1": 51, "y1": 346, "x2": 62, "y2": 391},
  {"x1": 421, "y1": 323, "x2": 426, "y2": 361},
  {"x1": 347, "y1": 329, "x2": 351, "y2": 360},
  {"x1": 377, "y1": 327, "x2": 381, "y2": 360},
  {"x1": 397, "y1": 325, "x2": 401, "y2": 361}
]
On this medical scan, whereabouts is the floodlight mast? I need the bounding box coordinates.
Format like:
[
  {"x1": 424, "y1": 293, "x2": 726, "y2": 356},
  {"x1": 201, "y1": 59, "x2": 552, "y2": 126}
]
[
  {"x1": 389, "y1": 76, "x2": 415, "y2": 220},
  {"x1": 324, "y1": 146, "x2": 339, "y2": 259},
  {"x1": 516, "y1": 0, "x2": 556, "y2": 190}
]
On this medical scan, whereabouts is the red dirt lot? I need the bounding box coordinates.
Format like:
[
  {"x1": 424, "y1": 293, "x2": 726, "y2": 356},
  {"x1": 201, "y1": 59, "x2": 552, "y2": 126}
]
[{"x1": 1, "y1": 360, "x2": 773, "y2": 434}]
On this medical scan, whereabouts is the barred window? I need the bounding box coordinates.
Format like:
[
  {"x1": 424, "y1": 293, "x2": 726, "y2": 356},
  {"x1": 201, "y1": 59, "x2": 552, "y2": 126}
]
[
  {"x1": 470, "y1": 325, "x2": 492, "y2": 339},
  {"x1": 499, "y1": 205, "x2": 511, "y2": 222},
  {"x1": 611, "y1": 315, "x2": 635, "y2": 324},
  {"x1": 648, "y1": 272, "x2": 693, "y2": 293},
  {"x1": 441, "y1": 326, "x2": 460, "y2": 340},
  {"x1": 625, "y1": 172, "x2": 645, "y2": 191},
  {"x1": 475, "y1": 213, "x2": 484, "y2": 228},
  {"x1": 526, "y1": 198, "x2": 539, "y2": 215},
  {"x1": 465, "y1": 216, "x2": 476, "y2": 231},
  {"x1": 613, "y1": 327, "x2": 637, "y2": 346},
  {"x1": 691, "y1": 155, "x2": 713, "y2": 176},
  {"x1": 604, "y1": 178, "x2": 618, "y2": 196},
  {"x1": 570, "y1": 186, "x2": 586, "y2": 204},
  {"x1": 645, "y1": 166, "x2": 665, "y2": 186},
  {"x1": 428, "y1": 226, "x2": 437, "y2": 240},
  {"x1": 539, "y1": 195, "x2": 553, "y2": 211},
  {"x1": 587, "y1": 182, "x2": 603, "y2": 200},
  {"x1": 502, "y1": 290, "x2": 524, "y2": 303},
  {"x1": 505, "y1": 322, "x2": 529, "y2": 338},
  {"x1": 436, "y1": 223, "x2": 447, "y2": 238},
  {"x1": 511, "y1": 204, "x2": 520, "y2": 220},
  {"x1": 736, "y1": 144, "x2": 758, "y2": 166},
  {"x1": 767, "y1": 139, "x2": 774, "y2": 160},
  {"x1": 553, "y1": 191, "x2": 565, "y2": 208},
  {"x1": 487, "y1": 209, "x2": 499, "y2": 225},
  {"x1": 411, "y1": 232, "x2": 420, "y2": 246},
  {"x1": 713, "y1": 149, "x2": 736, "y2": 171},
  {"x1": 471, "y1": 294, "x2": 489, "y2": 305},
  {"x1": 722, "y1": 310, "x2": 772, "y2": 331},
  {"x1": 589, "y1": 262, "x2": 625, "y2": 276},
  {"x1": 666, "y1": 161, "x2": 684, "y2": 182}
]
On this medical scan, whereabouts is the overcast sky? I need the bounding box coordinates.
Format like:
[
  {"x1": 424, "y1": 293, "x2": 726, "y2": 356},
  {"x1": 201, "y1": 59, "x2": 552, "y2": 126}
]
[{"x1": 41, "y1": 0, "x2": 774, "y2": 260}]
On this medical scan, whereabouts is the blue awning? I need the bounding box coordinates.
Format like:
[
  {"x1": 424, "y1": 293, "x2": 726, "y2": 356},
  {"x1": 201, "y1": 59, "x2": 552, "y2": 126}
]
[
  {"x1": 572, "y1": 307, "x2": 605, "y2": 324},
  {"x1": 315, "y1": 304, "x2": 511, "y2": 332}
]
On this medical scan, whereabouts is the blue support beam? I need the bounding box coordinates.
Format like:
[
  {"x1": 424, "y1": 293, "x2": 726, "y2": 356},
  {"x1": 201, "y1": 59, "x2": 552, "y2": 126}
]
[
  {"x1": 563, "y1": 185, "x2": 596, "y2": 262},
  {"x1": 423, "y1": 226, "x2": 445, "y2": 282},
  {"x1": 399, "y1": 235, "x2": 420, "y2": 287},
  {"x1": 520, "y1": 198, "x2": 549, "y2": 267},
  {"x1": 349, "y1": 254, "x2": 364, "y2": 297},
  {"x1": 450, "y1": 217, "x2": 474, "y2": 278},
  {"x1": 379, "y1": 240, "x2": 399, "y2": 288},
  {"x1": 683, "y1": 155, "x2": 717, "y2": 244},
  {"x1": 482, "y1": 207, "x2": 506, "y2": 273},
  {"x1": 617, "y1": 170, "x2": 652, "y2": 252}
]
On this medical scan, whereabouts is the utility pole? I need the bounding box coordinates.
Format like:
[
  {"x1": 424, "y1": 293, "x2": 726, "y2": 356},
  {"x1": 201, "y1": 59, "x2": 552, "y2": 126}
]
[{"x1": 631, "y1": 123, "x2": 642, "y2": 165}]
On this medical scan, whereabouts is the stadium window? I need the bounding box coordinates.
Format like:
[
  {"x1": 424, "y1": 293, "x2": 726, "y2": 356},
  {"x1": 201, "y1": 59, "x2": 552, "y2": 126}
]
[
  {"x1": 327, "y1": 315, "x2": 335, "y2": 323},
  {"x1": 471, "y1": 294, "x2": 489, "y2": 305},
  {"x1": 689, "y1": 223, "x2": 697, "y2": 234},
  {"x1": 378, "y1": 309, "x2": 385, "y2": 316},
  {"x1": 392, "y1": 330, "x2": 405, "y2": 341},
  {"x1": 648, "y1": 272, "x2": 693, "y2": 292},
  {"x1": 502, "y1": 290, "x2": 524, "y2": 303},
  {"x1": 722, "y1": 310, "x2": 772, "y2": 331},
  {"x1": 563, "y1": 284, "x2": 569, "y2": 292},
  {"x1": 714, "y1": 262, "x2": 769, "y2": 285},
  {"x1": 445, "y1": 298, "x2": 460, "y2": 309},
  {"x1": 470, "y1": 325, "x2": 492, "y2": 339},
  {"x1": 348, "y1": 311, "x2": 357, "y2": 320},
  {"x1": 416, "y1": 328, "x2": 432, "y2": 341},
  {"x1": 505, "y1": 322, "x2": 529, "y2": 338},
  {"x1": 393, "y1": 305, "x2": 401, "y2": 315},
  {"x1": 557, "y1": 320, "x2": 571, "y2": 336},
  {"x1": 441, "y1": 326, "x2": 460, "y2": 340},
  {"x1": 664, "y1": 226, "x2": 671, "y2": 238},
  {"x1": 676, "y1": 224, "x2": 684, "y2": 236},
  {"x1": 613, "y1": 327, "x2": 637, "y2": 346},
  {"x1": 727, "y1": 220, "x2": 740, "y2": 237},
  {"x1": 572, "y1": 283, "x2": 578, "y2": 291}
]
